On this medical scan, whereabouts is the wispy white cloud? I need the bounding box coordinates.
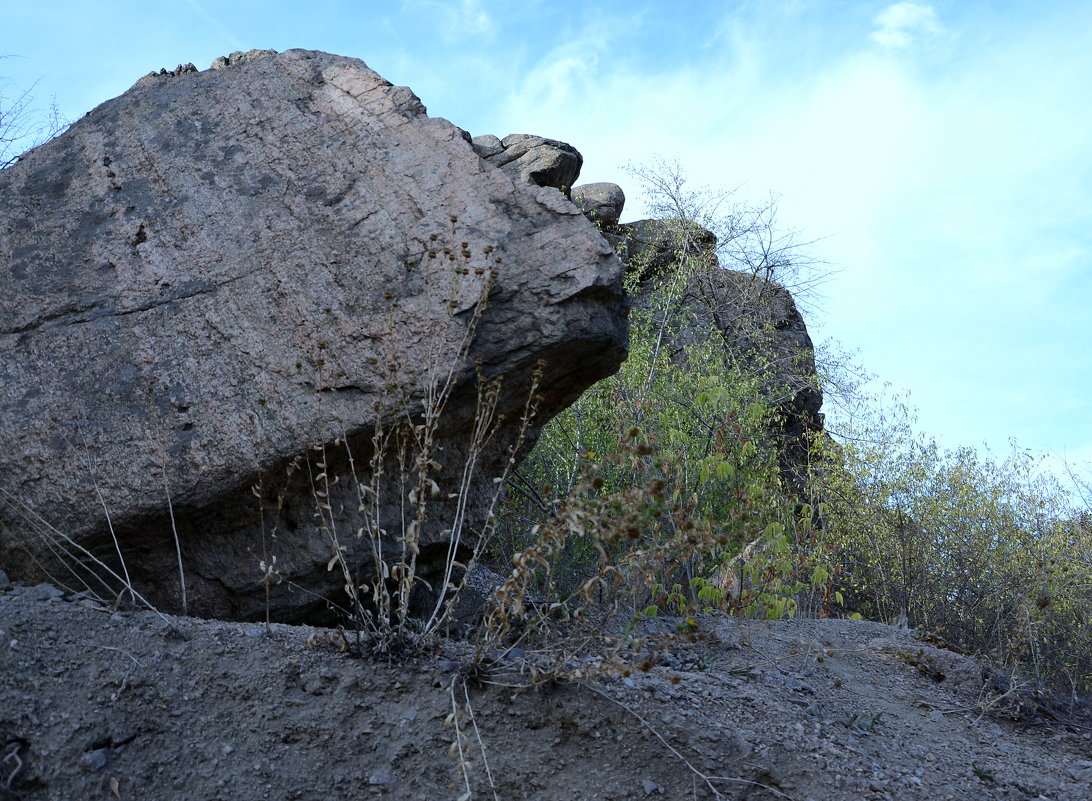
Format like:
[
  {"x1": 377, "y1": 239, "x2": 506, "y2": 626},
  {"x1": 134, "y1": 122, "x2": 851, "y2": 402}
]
[
  {"x1": 183, "y1": 0, "x2": 246, "y2": 51},
  {"x1": 870, "y1": 2, "x2": 944, "y2": 50},
  {"x1": 497, "y1": 8, "x2": 766, "y2": 191},
  {"x1": 490, "y1": 2, "x2": 1092, "y2": 474},
  {"x1": 398, "y1": 0, "x2": 495, "y2": 41}
]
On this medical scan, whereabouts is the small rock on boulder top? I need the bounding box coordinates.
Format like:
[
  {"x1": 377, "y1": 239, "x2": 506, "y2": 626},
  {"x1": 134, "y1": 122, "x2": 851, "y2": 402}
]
[
  {"x1": 571, "y1": 183, "x2": 626, "y2": 228},
  {"x1": 472, "y1": 133, "x2": 583, "y2": 195},
  {"x1": 0, "y1": 49, "x2": 627, "y2": 622}
]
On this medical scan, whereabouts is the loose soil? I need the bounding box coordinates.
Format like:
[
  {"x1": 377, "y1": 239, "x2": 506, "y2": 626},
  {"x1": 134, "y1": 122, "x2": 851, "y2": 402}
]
[{"x1": 2, "y1": 582, "x2": 1090, "y2": 800}]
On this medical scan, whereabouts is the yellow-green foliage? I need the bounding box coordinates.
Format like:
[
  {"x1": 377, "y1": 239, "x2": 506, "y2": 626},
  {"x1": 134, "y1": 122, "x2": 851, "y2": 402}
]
[
  {"x1": 814, "y1": 394, "x2": 1092, "y2": 693},
  {"x1": 496, "y1": 224, "x2": 820, "y2": 622}
]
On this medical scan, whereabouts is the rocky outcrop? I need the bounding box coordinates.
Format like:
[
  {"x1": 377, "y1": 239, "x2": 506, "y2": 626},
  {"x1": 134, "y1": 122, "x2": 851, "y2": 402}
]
[
  {"x1": 472, "y1": 134, "x2": 582, "y2": 195},
  {"x1": 134, "y1": 63, "x2": 198, "y2": 86},
  {"x1": 604, "y1": 214, "x2": 823, "y2": 498},
  {"x1": 571, "y1": 183, "x2": 625, "y2": 228},
  {"x1": 676, "y1": 268, "x2": 824, "y2": 495},
  {"x1": 0, "y1": 49, "x2": 627, "y2": 622},
  {"x1": 209, "y1": 49, "x2": 279, "y2": 70},
  {"x1": 607, "y1": 218, "x2": 719, "y2": 279},
  {"x1": 135, "y1": 49, "x2": 281, "y2": 88}
]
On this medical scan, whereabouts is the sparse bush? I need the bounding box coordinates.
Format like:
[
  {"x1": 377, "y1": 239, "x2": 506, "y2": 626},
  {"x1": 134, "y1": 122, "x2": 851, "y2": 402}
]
[
  {"x1": 493, "y1": 162, "x2": 830, "y2": 627},
  {"x1": 814, "y1": 387, "x2": 1092, "y2": 697}
]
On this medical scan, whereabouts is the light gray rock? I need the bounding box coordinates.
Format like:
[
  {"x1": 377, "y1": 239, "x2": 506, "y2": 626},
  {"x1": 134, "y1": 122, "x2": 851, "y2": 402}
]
[
  {"x1": 209, "y1": 49, "x2": 279, "y2": 70},
  {"x1": 475, "y1": 133, "x2": 583, "y2": 196},
  {"x1": 0, "y1": 49, "x2": 627, "y2": 622},
  {"x1": 572, "y1": 182, "x2": 625, "y2": 227},
  {"x1": 78, "y1": 748, "x2": 109, "y2": 773},
  {"x1": 368, "y1": 768, "x2": 396, "y2": 787},
  {"x1": 470, "y1": 134, "x2": 504, "y2": 159},
  {"x1": 28, "y1": 583, "x2": 66, "y2": 602}
]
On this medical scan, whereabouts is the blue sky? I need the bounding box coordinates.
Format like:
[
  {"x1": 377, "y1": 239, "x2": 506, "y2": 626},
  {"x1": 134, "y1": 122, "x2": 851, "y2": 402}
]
[{"x1": 4, "y1": 0, "x2": 1091, "y2": 484}]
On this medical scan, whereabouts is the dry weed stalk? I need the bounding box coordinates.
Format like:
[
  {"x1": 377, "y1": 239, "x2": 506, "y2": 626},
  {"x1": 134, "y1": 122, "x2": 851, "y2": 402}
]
[
  {"x1": 275, "y1": 227, "x2": 551, "y2": 654},
  {"x1": 445, "y1": 677, "x2": 499, "y2": 801},
  {"x1": 471, "y1": 430, "x2": 765, "y2": 688},
  {"x1": 0, "y1": 486, "x2": 183, "y2": 636}
]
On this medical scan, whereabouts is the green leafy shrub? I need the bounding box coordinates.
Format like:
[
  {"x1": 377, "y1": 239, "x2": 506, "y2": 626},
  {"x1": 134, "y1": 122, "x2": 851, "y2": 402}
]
[
  {"x1": 491, "y1": 160, "x2": 1092, "y2": 702},
  {"x1": 494, "y1": 166, "x2": 827, "y2": 624},
  {"x1": 813, "y1": 390, "x2": 1092, "y2": 695}
]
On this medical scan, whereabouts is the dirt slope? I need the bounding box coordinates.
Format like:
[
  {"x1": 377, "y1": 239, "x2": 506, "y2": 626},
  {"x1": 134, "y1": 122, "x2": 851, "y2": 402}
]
[{"x1": 2, "y1": 583, "x2": 1090, "y2": 800}]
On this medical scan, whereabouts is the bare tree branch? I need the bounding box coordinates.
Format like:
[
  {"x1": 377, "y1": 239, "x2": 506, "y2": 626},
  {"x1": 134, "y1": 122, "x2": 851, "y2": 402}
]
[{"x1": 1, "y1": 56, "x2": 68, "y2": 169}]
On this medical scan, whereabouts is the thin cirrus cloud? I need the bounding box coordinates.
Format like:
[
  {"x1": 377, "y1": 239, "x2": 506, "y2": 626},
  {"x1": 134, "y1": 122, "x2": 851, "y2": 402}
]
[
  {"x1": 870, "y1": 1, "x2": 945, "y2": 50},
  {"x1": 489, "y1": 1, "x2": 1092, "y2": 478},
  {"x1": 397, "y1": 0, "x2": 496, "y2": 40},
  {"x1": 181, "y1": 0, "x2": 247, "y2": 52}
]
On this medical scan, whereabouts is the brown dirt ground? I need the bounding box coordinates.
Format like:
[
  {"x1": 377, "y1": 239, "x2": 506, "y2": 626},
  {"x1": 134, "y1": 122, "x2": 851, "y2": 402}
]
[{"x1": 2, "y1": 581, "x2": 1090, "y2": 801}]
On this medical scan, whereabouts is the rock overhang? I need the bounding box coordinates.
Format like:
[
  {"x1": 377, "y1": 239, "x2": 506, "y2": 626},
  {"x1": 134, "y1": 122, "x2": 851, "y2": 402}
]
[{"x1": 0, "y1": 48, "x2": 628, "y2": 621}]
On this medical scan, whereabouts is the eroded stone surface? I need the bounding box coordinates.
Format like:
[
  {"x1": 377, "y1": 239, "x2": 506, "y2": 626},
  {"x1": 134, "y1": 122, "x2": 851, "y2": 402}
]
[
  {"x1": 572, "y1": 182, "x2": 626, "y2": 228},
  {"x1": 472, "y1": 133, "x2": 583, "y2": 195},
  {"x1": 0, "y1": 49, "x2": 626, "y2": 621}
]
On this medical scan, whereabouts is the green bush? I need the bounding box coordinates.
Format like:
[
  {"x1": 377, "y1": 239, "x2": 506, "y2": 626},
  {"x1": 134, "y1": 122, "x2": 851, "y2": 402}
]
[
  {"x1": 813, "y1": 390, "x2": 1092, "y2": 695},
  {"x1": 494, "y1": 166, "x2": 825, "y2": 623},
  {"x1": 491, "y1": 161, "x2": 1092, "y2": 700}
]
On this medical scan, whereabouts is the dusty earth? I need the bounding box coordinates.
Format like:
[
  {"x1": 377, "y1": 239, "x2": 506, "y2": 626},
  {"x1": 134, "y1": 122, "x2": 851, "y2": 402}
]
[{"x1": 1, "y1": 578, "x2": 1090, "y2": 801}]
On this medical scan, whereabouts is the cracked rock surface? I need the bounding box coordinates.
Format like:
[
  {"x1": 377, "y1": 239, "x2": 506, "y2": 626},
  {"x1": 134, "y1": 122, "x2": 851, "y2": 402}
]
[
  {"x1": 471, "y1": 133, "x2": 583, "y2": 194},
  {"x1": 0, "y1": 49, "x2": 626, "y2": 622}
]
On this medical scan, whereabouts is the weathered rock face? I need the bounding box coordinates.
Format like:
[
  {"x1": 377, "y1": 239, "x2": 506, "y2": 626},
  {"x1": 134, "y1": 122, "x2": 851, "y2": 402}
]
[
  {"x1": 471, "y1": 134, "x2": 583, "y2": 195},
  {"x1": 0, "y1": 49, "x2": 627, "y2": 622},
  {"x1": 571, "y1": 183, "x2": 625, "y2": 228}
]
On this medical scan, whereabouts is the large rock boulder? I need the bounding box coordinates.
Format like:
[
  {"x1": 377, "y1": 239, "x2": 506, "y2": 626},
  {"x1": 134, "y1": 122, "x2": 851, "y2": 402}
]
[{"x1": 0, "y1": 49, "x2": 627, "y2": 622}]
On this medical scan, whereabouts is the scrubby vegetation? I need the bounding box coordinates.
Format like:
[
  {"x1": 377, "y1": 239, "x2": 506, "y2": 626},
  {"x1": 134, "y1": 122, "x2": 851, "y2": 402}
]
[
  {"x1": 490, "y1": 163, "x2": 1092, "y2": 701},
  {"x1": 496, "y1": 221, "x2": 816, "y2": 622},
  {"x1": 812, "y1": 392, "x2": 1092, "y2": 700}
]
